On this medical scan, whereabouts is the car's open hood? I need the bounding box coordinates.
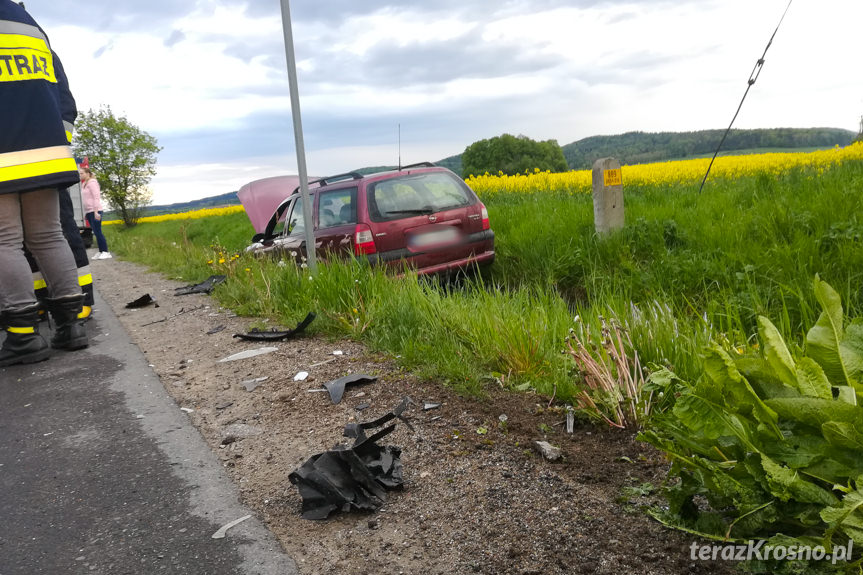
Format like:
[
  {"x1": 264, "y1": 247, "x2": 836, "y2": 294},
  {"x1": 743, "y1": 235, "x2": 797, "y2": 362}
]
[{"x1": 238, "y1": 175, "x2": 313, "y2": 233}]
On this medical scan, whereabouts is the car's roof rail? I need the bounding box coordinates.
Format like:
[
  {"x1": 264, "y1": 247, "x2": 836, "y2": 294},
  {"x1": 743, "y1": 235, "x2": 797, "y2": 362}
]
[
  {"x1": 291, "y1": 171, "x2": 364, "y2": 195},
  {"x1": 316, "y1": 171, "x2": 364, "y2": 186},
  {"x1": 400, "y1": 162, "x2": 436, "y2": 170}
]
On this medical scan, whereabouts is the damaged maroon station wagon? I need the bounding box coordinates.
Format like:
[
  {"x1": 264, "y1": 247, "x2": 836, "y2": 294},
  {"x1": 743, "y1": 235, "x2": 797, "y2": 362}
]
[{"x1": 239, "y1": 163, "x2": 494, "y2": 275}]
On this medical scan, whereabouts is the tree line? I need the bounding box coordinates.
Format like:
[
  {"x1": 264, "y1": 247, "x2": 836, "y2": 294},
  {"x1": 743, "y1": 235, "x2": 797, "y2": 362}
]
[{"x1": 445, "y1": 127, "x2": 856, "y2": 177}]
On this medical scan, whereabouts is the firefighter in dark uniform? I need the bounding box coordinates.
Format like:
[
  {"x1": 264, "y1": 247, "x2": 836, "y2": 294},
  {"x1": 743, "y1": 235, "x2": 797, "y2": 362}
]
[
  {"x1": 0, "y1": 0, "x2": 88, "y2": 366},
  {"x1": 15, "y1": 3, "x2": 94, "y2": 321},
  {"x1": 27, "y1": 171, "x2": 96, "y2": 322}
]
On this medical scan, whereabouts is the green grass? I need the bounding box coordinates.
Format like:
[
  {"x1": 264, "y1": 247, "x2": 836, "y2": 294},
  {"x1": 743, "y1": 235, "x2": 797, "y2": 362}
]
[
  {"x1": 104, "y1": 159, "x2": 863, "y2": 403},
  {"x1": 486, "y1": 163, "x2": 863, "y2": 339}
]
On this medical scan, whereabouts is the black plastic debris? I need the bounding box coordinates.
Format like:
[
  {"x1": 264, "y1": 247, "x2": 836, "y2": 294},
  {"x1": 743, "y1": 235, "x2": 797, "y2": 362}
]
[
  {"x1": 289, "y1": 398, "x2": 412, "y2": 520},
  {"x1": 174, "y1": 275, "x2": 226, "y2": 296},
  {"x1": 323, "y1": 373, "x2": 377, "y2": 405},
  {"x1": 233, "y1": 312, "x2": 315, "y2": 342},
  {"x1": 126, "y1": 293, "x2": 158, "y2": 309},
  {"x1": 206, "y1": 325, "x2": 226, "y2": 335}
]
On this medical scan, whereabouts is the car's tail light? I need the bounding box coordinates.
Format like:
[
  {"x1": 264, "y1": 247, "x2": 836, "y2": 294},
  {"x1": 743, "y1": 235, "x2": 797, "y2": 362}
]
[
  {"x1": 480, "y1": 204, "x2": 490, "y2": 231},
  {"x1": 353, "y1": 224, "x2": 377, "y2": 256}
]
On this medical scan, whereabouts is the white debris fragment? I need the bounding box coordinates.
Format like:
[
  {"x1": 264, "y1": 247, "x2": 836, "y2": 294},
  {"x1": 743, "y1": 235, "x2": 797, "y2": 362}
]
[
  {"x1": 332, "y1": 350, "x2": 344, "y2": 356},
  {"x1": 240, "y1": 377, "x2": 268, "y2": 392},
  {"x1": 211, "y1": 514, "x2": 252, "y2": 539},
  {"x1": 218, "y1": 347, "x2": 279, "y2": 363},
  {"x1": 293, "y1": 371, "x2": 309, "y2": 381},
  {"x1": 180, "y1": 407, "x2": 194, "y2": 413},
  {"x1": 534, "y1": 441, "x2": 562, "y2": 461}
]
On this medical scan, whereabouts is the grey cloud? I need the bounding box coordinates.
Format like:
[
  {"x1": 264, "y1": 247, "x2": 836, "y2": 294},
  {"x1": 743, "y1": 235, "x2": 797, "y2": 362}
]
[
  {"x1": 245, "y1": 0, "x2": 673, "y2": 25},
  {"x1": 164, "y1": 30, "x2": 185, "y2": 48},
  {"x1": 157, "y1": 85, "x2": 585, "y2": 167},
  {"x1": 226, "y1": 23, "x2": 564, "y2": 92},
  {"x1": 306, "y1": 33, "x2": 561, "y2": 88},
  {"x1": 35, "y1": 0, "x2": 188, "y2": 31},
  {"x1": 93, "y1": 41, "x2": 112, "y2": 59}
]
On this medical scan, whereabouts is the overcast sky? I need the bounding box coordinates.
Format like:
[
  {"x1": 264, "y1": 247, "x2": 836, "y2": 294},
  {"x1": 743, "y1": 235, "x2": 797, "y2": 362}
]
[{"x1": 27, "y1": 0, "x2": 863, "y2": 205}]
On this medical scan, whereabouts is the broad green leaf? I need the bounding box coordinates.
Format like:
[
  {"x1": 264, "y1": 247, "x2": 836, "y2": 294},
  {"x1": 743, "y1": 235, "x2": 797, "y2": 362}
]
[
  {"x1": 737, "y1": 357, "x2": 801, "y2": 400},
  {"x1": 801, "y1": 458, "x2": 860, "y2": 485},
  {"x1": 764, "y1": 397, "x2": 863, "y2": 430},
  {"x1": 795, "y1": 357, "x2": 833, "y2": 399},
  {"x1": 822, "y1": 422, "x2": 863, "y2": 452},
  {"x1": 703, "y1": 344, "x2": 782, "y2": 439},
  {"x1": 759, "y1": 430, "x2": 829, "y2": 469},
  {"x1": 844, "y1": 320, "x2": 863, "y2": 386},
  {"x1": 643, "y1": 366, "x2": 684, "y2": 391},
  {"x1": 672, "y1": 394, "x2": 729, "y2": 440},
  {"x1": 762, "y1": 456, "x2": 839, "y2": 506},
  {"x1": 821, "y1": 490, "x2": 863, "y2": 546},
  {"x1": 806, "y1": 276, "x2": 851, "y2": 386},
  {"x1": 821, "y1": 491, "x2": 863, "y2": 525},
  {"x1": 837, "y1": 385, "x2": 858, "y2": 405},
  {"x1": 758, "y1": 315, "x2": 797, "y2": 388}
]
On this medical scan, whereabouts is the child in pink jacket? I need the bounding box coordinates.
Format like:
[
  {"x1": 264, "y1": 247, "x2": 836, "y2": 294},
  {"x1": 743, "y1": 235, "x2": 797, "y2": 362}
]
[{"x1": 80, "y1": 167, "x2": 111, "y2": 259}]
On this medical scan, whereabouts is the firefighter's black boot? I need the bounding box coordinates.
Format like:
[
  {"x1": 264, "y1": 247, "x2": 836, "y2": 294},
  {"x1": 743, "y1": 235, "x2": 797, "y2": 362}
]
[
  {"x1": 0, "y1": 305, "x2": 50, "y2": 367},
  {"x1": 47, "y1": 295, "x2": 89, "y2": 351}
]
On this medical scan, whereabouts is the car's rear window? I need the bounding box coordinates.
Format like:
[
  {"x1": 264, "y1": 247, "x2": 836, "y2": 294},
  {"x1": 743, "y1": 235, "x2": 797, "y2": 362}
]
[{"x1": 368, "y1": 172, "x2": 473, "y2": 222}]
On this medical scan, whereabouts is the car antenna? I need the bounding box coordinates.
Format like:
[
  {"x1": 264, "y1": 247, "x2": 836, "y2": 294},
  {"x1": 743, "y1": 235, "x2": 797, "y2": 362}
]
[
  {"x1": 698, "y1": 0, "x2": 793, "y2": 194},
  {"x1": 398, "y1": 123, "x2": 402, "y2": 171}
]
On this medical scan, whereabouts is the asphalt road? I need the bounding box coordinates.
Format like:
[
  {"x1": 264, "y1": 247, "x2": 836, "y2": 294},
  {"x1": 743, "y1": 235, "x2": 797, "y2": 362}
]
[{"x1": 0, "y1": 289, "x2": 297, "y2": 575}]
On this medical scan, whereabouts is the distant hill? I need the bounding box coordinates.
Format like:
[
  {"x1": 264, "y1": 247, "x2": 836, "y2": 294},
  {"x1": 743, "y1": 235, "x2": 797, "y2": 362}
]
[
  {"x1": 560, "y1": 127, "x2": 856, "y2": 170},
  {"x1": 133, "y1": 127, "x2": 856, "y2": 216},
  {"x1": 435, "y1": 154, "x2": 462, "y2": 175},
  {"x1": 436, "y1": 127, "x2": 855, "y2": 176}
]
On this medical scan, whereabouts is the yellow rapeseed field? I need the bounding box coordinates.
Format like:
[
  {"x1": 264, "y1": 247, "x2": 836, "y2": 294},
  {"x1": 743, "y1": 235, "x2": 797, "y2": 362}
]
[
  {"x1": 465, "y1": 141, "x2": 863, "y2": 198},
  {"x1": 103, "y1": 204, "x2": 245, "y2": 226},
  {"x1": 104, "y1": 142, "x2": 863, "y2": 224}
]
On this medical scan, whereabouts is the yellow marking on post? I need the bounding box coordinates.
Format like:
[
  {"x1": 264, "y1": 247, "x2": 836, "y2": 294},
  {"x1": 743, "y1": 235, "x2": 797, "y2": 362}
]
[{"x1": 603, "y1": 169, "x2": 622, "y2": 187}]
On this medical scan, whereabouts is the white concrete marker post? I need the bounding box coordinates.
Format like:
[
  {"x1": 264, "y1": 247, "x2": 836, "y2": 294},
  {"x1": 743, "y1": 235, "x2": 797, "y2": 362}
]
[
  {"x1": 278, "y1": 0, "x2": 317, "y2": 273},
  {"x1": 592, "y1": 158, "x2": 624, "y2": 234}
]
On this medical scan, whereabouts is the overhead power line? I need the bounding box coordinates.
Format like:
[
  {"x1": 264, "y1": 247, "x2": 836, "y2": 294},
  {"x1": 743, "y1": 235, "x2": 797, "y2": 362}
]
[{"x1": 698, "y1": 0, "x2": 794, "y2": 194}]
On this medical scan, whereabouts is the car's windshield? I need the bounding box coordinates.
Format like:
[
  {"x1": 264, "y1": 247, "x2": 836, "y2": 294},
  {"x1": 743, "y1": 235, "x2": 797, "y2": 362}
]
[{"x1": 368, "y1": 172, "x2": 472, "y2": 222}]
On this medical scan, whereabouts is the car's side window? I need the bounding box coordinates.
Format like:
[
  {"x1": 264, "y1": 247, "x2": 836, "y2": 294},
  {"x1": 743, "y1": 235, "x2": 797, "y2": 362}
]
[
  {"x1": 318, "y1": 188, "x2": 358, "y2": 228},
  {"x1": 287, "y1": 196, "x2": 304, "y2": 236}
]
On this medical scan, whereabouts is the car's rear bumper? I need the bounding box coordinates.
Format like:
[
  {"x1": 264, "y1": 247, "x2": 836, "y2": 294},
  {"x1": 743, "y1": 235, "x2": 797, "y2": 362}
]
[
  {"x1": 413, "y1": 249, "x2": 495, "y2": 276},
  {"x1": 368, "y1": 229, "x2": 495, "y2": 275}
]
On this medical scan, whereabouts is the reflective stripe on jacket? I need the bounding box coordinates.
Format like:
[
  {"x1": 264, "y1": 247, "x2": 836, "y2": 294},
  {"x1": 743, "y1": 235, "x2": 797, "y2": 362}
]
[{"x1": 0, "y1": 2, "x2": 78, "y2": 194}]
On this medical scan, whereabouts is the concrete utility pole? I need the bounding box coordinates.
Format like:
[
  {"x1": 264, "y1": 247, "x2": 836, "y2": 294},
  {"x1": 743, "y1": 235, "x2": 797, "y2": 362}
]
[
  {"x1": 278, "y1": 0, "x2": 317, "y2": 273},
  {"x1": 592, "y1": 158, "x2": 624, "y2": 234}
]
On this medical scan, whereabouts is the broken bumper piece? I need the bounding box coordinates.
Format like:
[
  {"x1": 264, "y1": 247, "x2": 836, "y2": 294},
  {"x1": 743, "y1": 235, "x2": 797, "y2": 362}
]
[
  {"x1": 174, "y1": 275, "x2": 226, "y2": 296},
  {"x1": 288, "y1": 398, "x2": 411, "y2": 520},
  {"x1": 233, "y1": 312, "x2": 315, "y2": 342}
]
